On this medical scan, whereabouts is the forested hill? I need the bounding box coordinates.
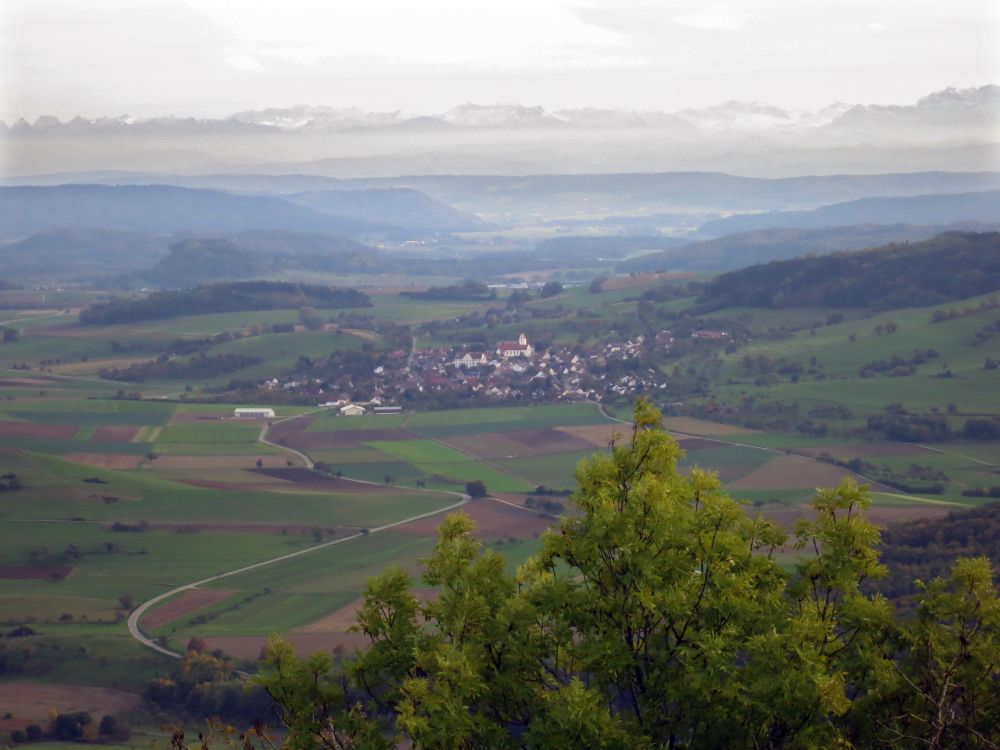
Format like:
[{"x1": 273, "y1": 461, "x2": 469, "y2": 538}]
[
  {"x1": 0, "y1": 184, "x2": 387, "y2": 236},
  {"x1": 615, "y1": 223, "x2": 996, "y2": 273},
  {"x1": 875, "y1": 502, "x2": 1000, "y2": 605},
  {"x1": 285, "y1": 188, "x2": 482, "y2": 231},
  {"x1": 696, "y1": 231, "x2": 1000, "y2": 310},
  {"x1": 79, "y1": 281, "x2": 371, "y2": 325},
  {"x1": 698, "y1": 189, "x2": 1000, "y2": 235}
]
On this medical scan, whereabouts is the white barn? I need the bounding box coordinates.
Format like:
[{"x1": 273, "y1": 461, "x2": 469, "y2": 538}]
[{"x1": 234, "y1": 407, "x2": 275, "y2": 419}]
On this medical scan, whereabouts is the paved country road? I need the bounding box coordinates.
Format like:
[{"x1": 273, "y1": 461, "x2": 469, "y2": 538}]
[
  {"x1": 127, "y1": 487, "x2": 469, "y2": 659},
  {"x1": 128, "y1": 408, "x2": 470, "y2": 659}
]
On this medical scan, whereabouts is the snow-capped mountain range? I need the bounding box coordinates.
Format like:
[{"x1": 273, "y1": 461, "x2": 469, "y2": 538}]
[
  {"x1": 3, "y1": 86, "x2": 997, "y2": 178},
  {"x1": 4, "y1": 85, "x2": 996, "y2": 136}
]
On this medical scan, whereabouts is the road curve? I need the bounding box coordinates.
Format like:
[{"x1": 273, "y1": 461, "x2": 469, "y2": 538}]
[
  {"x1": 128, "y1": 409, "x2": 469, "y2": 659},
  {"x1": 127, "y1": 488, "x2": 469, "y2": 659},
  {"x1": 258, "y1": 411, "x2": 319, "y2": 469}
]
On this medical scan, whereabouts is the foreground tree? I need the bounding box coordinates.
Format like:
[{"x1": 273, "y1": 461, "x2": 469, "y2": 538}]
[{"x1": 253, "y1": 401, "x2": 999, "y2": 749}]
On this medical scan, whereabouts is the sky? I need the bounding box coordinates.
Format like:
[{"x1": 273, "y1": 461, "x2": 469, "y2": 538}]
[{"x1": 2, "y1": 0, "x2": 998, "y2": 122}]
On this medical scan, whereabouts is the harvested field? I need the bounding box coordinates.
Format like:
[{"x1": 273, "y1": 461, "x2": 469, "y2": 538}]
[
  {"x1": 599, "y1": 271, "x2": 696, "y2": 291},
  {"x1": 0, "y1": 377, "x2": 51, "y2": 386},
  {"x1": 204, "y1": 633, "x2": 371, "y2": 661},
  {"x1": 676, "y1": 437, "x2": 724, "y2": 452},
  {"x1": 179, "y1": 476, "x2": 413, "y2": 495},
  {"x1": 65, "y1": 452, "x2": 143, "y2": 470},
  {"x1": 0, "y1": 564, "x2": 73, "y2": 580},
  {"x1": 267, "y1": 415, "x2": 319, "y2": 440},
  {"x1": 490, "y1": 492, "x2": 538, "y2": 508},
  {"x1": 281, "y1": 428, "x2": 415, "y2": 451},
  {"x1": 294, "y1": 589, "x2": 439, "y2": 635},
  {"x1": 0, "y1": 421, "x2": 79, "y2": 439},
  {"x1": 444, "y1": 428, "x2": 594, "y2": 460},
  {"x1": 759, "y1": 502, "x2": 951, "y2": 533},
  {"x1": 170, "y1": 411, "x2": 238, "y2": 423},
  {"x1": 252, "y1": 467, "x2": 335, "y2": 482},
  {"x1": 796, "y1": 443, "x2": 934, "y2": 459},
  {"x1": 51, "y1": 357, "x2": 151, "y2": 374},
  {"x1": 730, "y1": 454, "x2": 871, "y2": 491},
  {"x1": 178, "y1": 478, "x2": 292, "y2": 492},
  {"x1": 398, "y1": 497, "x2": 550, "y2": 540},
  {"x1": 90, "y1": 425, "x2": 141, "y2": 442},
  {"x1": 143, "y1": 588, "x2": 235, "y2": 630},
  {"x1": 556, "y1": 423, "x2": 632, "y2": 448},
  {"x1": 663, "y1": 417, "x2": 758, "y2": 436},
  {"x1": 0, "y1": 682, "x2": 140, "y2": 722},
  {"x1": 150, "y1": 454, "x2": 301, "y2": 469},
  {"x1": 101, "y1": 520, "x2": 357, "y2": 536}
]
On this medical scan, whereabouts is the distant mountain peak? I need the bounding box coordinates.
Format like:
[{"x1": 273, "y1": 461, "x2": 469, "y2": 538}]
[
  {"x1": 441, "y1": 103, "x2": 560, "y2": 127},
  {"x1": 9, "y1": 85, "x2": 996, "y2": 138}
]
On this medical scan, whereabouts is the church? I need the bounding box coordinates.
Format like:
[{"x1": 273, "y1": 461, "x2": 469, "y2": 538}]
[{"x1": 497, "y1": 333, "x2": 533, "y2": 359}]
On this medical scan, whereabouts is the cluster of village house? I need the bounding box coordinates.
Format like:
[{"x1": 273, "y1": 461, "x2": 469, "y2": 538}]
[{"x1": 249, "y1": 328, "x2": 731, "y2": 413}]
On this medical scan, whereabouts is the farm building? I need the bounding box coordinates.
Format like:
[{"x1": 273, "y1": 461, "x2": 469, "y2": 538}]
[
  {"x1": 374, "y1": 405, "x2": 402, "y2": 415},
  {"x1": 340, "y1": 403, "x2": 366, "y2": 416},
  {"x1": 234, "y1": 407, "x2": 276, "y2": 418}
]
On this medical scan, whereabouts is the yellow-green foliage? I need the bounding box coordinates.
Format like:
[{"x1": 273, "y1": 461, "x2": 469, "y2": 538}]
[{"x1": 254, "y1": 401, "x2": 1000, "y2": 749}]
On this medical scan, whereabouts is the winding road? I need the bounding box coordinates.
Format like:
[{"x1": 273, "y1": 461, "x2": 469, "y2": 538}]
[
  {"x1": 129, "y1": 400, "x2": 957, "y2": 658},
  {"x1": 127, "y1": 409, "x2": 470, "y2": 659},
  {"x1": 126, "y1": 489, "x2": 469, "y2": 659}
]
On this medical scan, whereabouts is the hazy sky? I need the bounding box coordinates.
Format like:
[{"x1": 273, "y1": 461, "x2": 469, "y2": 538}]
[{"x1": 3, "y1": 0, "x2": 998, "y2": 121}]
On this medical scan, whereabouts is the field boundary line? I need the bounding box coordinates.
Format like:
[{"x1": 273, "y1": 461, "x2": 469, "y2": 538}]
[
  {"x1": 127, "y1": 488, "x2": 469, "y2": 659},
  {"x1": 423, "y1": 433, "x2": 537, "y2": 487},
  {"x1": 873, "y1": 491, "x2": 965, "y2": 507},
  {"x1": 128, "y1": 407, "x2": 469, "y2": 660},
  {"x1": 916, "y1": 444, "x2": 996, "y2": 467},
  {"x1": 593, "y1": 401, "x2": 963, "y2": 505},
  {"x1": 595, "y1": 401, "x2": 782, "y2": 454},
  {"x1": 485, "y1": 494, "x2": 546, "y2": 515}
]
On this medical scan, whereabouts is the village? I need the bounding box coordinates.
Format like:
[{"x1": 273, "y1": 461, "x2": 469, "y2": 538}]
[{"x1": 249, "y1": 328, "x2": 731, "y2": 413}]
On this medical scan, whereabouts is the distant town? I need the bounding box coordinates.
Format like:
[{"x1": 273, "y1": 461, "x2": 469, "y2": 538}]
[{"x1": 249, "y1": 328, "x2": 735, "y2": 412}]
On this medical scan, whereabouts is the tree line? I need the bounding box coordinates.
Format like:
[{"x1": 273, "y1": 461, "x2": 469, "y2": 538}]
[{"x1": 79, "y1": 281, "x2": 371, "y2": 325}]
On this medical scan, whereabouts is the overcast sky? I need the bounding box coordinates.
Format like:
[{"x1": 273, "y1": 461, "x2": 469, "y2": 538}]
[{"x1": 3, "y1": 0, "x2": 998, "y2": 122}]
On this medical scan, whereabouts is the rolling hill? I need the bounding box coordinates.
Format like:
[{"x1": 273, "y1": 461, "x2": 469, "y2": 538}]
[
  {"x1": 0, "y1": 185, "x2": 390, "y2": 237},
  {"x1": 616, "y1": 223, "x2": 999, "y2": 273},
  {"x1": 0, "y1": 228, "x2": 173, "y2": 278},
  {"x1": 698, "y1": 190, "x2": 1000, "y2": 236},
  {"x1": 696, "y1": 231, "x2": 1000, "y2": 311},
  {"x1": 285, "y1": 188, "x2": 482, "y2": 231}
]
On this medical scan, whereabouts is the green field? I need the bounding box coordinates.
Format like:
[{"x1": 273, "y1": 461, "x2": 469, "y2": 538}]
[
  {"x1": 155, "y1": 421, "x2": 261, "y2": 444},
  {"x1": 711, "y1": 293, "x2": 1000, "y2": 417},
  {"x1": 406, "y1": 403, "x2": 608, "y2": 438}
]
